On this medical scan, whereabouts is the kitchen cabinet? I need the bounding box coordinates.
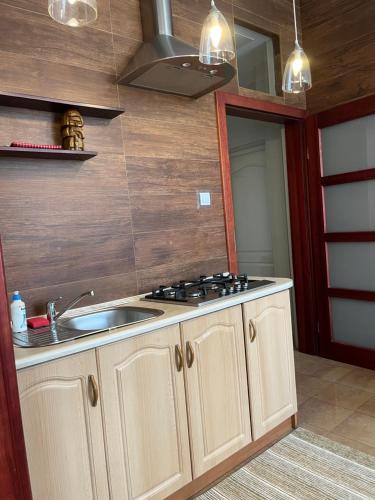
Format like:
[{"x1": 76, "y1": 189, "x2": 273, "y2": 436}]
[
  {"x1": 243, "y1": 291, "x2": 297, "y2": 440},
  {"x1": 97, "y1": 324, "x2": 192, "y2": 500},
  {"x1": 17, "y1": 289, "x2": 297, "y2": 500},
  {"x1": 17, "y1": 350, "x2": 109, "y2": 500},
  {"x1": 180, "y1": 305, "x2": 252, "y2": 477}
]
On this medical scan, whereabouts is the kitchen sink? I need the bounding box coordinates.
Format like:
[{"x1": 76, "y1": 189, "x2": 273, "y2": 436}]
[
  {"x1": 61, "y1": 306, "x2": 164, "y2": 331},
  {"x1": 13, "y1": 306, "x2": 164, "y2": 348}
]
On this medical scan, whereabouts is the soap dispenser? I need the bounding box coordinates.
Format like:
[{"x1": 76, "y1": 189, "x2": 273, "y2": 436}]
[{"x1": 11, "y1": 291, "x2": 27, "y2": 333}]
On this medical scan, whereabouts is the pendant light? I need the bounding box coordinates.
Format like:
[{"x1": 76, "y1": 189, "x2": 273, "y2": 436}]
[
  {"x1": 48, "y1": 0, "x2": 97, "y2": 27},
  {"x1": 282, "y1": 0, "x2": 311, "y2": 93},
  {"x1": 199, "y1": 0, "x2": 235, "y2": 65}
]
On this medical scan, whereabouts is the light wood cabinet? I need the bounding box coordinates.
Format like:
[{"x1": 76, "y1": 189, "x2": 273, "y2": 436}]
[
  {"x1": 97, "y1": 324, "x2": 192, "y2": 500},
  {"x1": 17, "y1": 350, "x2": 109, "y2": 500},
  {"x1": 181, "y1": 305, "x2": 252, "y2": 477},
  {"x1": 243, "y1": 291, "x2": 297, "y2": 440},
  {"x1": 18, "y1": 291, "x2": 297, "y2": 499}
]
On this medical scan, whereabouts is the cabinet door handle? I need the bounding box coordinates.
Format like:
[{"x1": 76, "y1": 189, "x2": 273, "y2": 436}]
[
  {"x1": 88, "y1": 374, "x2": 99, "y2": 407},
  {"x1": 175, "y1": 344, "x2": 183, "y2": 372},
  {"x1": 186, "y1": 341, "x2": 195, "y2": 368},
  {"x1": 249, "y1": 319, "x2": 257, "y2": 343}
]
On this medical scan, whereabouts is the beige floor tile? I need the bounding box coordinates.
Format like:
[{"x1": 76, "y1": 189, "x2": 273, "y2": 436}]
[
  {"x1": 314, "y1": 382, "x2": 373, "y2": 410},
  {"x1": 357, "y1": 395, "x2": 375, "y2": 418},
  {"x1": 338, "y1": 367, "x2": 375, "y2": 393},
  {"x1": 299, "y1": 423, "x2": 375, "y2": 457},
  {"x1": 324, "y1": 431, "x2": 375, "y2": 457},
  {"x1": 295, "y1": 373, "x2": 331, "y2": 398},
  {"x1": 294, "y1": 352, "x2": 335, "y2": 376},
  {"x1": 315, "y1": 364, "x2": 354, "y2": 382},
  {"x1": 298, "y1": 397, "x2": 353, "y2": 432},
  {"x1": 333, "y1": 412, "x2": 375, "y2": 448},
  {"x1": 296, "y1": 390, "x2": 311, "y2": 405}
]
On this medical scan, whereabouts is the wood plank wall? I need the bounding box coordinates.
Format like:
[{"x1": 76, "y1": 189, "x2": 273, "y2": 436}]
[
  {"x1": 0, "y1": 0, "x2": 303, "y2": 315},
  {"x1": 301, "y1": 0, "x2": 375, "y2": 113}
]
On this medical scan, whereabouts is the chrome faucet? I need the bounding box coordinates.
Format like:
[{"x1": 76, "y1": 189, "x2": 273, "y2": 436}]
[{"x1": 47, "y1": 290, "x2": 95, "y2": 326}]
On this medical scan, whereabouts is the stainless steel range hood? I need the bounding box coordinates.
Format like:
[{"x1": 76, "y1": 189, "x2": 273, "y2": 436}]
[{"x1": 117, "y1": 0, "x2": 235, "y2": 98}]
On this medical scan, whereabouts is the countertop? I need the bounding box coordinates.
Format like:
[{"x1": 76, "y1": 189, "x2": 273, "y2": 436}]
[{"x1": 14, "y1": 277, "x2": 293, "y2": 370}]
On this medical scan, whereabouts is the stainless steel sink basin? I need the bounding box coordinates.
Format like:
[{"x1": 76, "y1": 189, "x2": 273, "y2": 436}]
[
  {"x1": 61, "y1": 306, "x2": 164, "y2": 332},
  {"x1": 13, "y1": 306, "x2": 164, "y2": 348}
]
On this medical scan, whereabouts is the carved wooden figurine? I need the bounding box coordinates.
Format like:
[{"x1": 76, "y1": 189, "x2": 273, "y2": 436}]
[{"x1": 61, "y1": 109, "x2": 85, "y2": 151}]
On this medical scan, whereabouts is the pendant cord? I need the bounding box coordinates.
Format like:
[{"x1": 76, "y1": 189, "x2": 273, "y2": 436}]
[{"x1": 293, "y1": 0, "x2": 298, "y2": 44}]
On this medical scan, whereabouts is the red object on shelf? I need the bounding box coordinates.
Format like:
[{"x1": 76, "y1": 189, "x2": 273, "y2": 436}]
[
  {"x1": 10, "y1": 141, "x2": 62, "y2": 149},
  {"x1": 27, "y1": 317, "x2": 50, "y2": 329}
]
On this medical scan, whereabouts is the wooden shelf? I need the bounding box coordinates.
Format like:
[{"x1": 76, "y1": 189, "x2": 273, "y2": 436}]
[
  {"x1": 0, "y1": 147, "x2": 97, "y2": 161},
  {"x1": 0, "y1": 91, "x2": 124, "y2": 119}
]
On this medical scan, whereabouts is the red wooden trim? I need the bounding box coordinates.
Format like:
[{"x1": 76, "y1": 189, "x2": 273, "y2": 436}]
[
  {"x1": 306, "y1": 115, "x2": 331, "y2": 355},
  {"x1": 317, "y1": 94, "x2": 375, "y2": 128},
  {"x1": 0, "y1": 239, "x2": 32, "y2": 499},
  {"x1": 323, "y1": 343, "x2": 375, "y2": 370},
  {"x1": 328, "y1": 288, "x2": 375, "y2": 302},
  {"x1": 322, "y1": 168, "x2": 375, "y2": 186},
  {"x1": 215, "y1": 91, "x2": 316, "y2": 354},
  {"x1": 285, "y1": 121, "x2": 317, "y2": 353},
  {"x1": 325, "y1": 232, "x2": 375, "y2": 242},
  {"x1": 215, "y1": 93, "x2": 238, "y2": 273},
  {"x1": 216, "y1": 92, "x2": 307, "y2": 120}
]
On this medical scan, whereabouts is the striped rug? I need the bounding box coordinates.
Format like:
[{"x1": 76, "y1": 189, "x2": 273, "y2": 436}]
[{"x1": 196, "y1": 428, "x2": 375, "y2": 499}]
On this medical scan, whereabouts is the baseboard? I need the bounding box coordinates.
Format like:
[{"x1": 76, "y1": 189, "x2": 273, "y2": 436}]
[{"x1": 166, "y1": 415, "x2": 296, "y2": 500}]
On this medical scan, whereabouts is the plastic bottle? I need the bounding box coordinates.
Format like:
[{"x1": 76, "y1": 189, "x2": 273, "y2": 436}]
[{"x1": 11, "y1": 291, "x2": 27, "y2": 333}]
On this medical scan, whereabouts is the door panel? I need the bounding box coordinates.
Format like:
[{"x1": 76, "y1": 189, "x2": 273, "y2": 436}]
[
  {"x1": 181, "y1": 305, "x2": 252, "y2": 477},
  {"x1": 243, "y1": 291, "x2": 297, "y2": 440},
  {"x1": 17, "y1": 351, "x2": 109, "y2": 500},
  {"x1": 307, "y1": 95, "x2": 375, "y2": 368},
  {"x1": 97, "y1": 325, "x2": 191, "y2": 500}
]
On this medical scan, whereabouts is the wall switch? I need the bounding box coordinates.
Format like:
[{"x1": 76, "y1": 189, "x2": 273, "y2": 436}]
[{"x1": 198, "y1": 191, "x2": 211, "y2": 207}]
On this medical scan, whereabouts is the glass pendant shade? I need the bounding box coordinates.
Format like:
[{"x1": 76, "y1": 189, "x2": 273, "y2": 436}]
[
  {"x1": 282, "y1": 42, "x2": 312, "y2": 93},
  {"x1": 199, "y1": 1, "x2": 235, "y2": 65},
  {"x1": 48, "y1": 0, "x2": 97, "y2": 27}
]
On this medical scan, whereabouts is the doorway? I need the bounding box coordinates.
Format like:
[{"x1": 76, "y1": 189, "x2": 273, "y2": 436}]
[
  {"x1": 227, "y1": 116, "x2": 291, "y2": 279},
  {"x1": 216, "y1": 92, "x2": 315, "y2": 353}
]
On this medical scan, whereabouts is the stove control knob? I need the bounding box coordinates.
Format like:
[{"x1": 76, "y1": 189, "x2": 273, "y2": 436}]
[
  {"x1": 227, "y1": 286, "x2": 234, "y2": 294},
  {"x1": 219, "y1": 288, "x2": 226, "y2": 297}
]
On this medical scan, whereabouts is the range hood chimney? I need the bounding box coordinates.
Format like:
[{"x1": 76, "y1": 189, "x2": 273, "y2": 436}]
[{"x1": 117, "y1": 0, "x2": 235, "y2": 98}]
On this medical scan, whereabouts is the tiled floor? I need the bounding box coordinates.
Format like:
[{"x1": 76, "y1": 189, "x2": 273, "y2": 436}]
[{"x1": 295, "y1": 351, "x2": 375, "y2": 456}]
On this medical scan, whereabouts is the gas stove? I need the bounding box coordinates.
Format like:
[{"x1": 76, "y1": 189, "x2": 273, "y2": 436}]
[{"x1": 142, "y1": 272, "x2": 275, "y2": 307}]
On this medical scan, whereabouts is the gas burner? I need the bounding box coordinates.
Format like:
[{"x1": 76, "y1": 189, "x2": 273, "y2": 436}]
[
  {"x1": 187, "y1": 290, "x2": 203, "y2": 298},
  {"x1": 143, "y1": 273, "x2": 275, "y2": 307}
]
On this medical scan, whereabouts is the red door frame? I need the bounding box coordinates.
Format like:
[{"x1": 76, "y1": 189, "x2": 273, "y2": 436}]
[
  {"x1": 306, "y1": 95, "x2": 375, "y2": 369},
  {"x1": 215, "y1": 91, "x2": 317, "y2": 353},
  {"x1": 0, "y1": 239, "x2": 32, "y2": 499}
]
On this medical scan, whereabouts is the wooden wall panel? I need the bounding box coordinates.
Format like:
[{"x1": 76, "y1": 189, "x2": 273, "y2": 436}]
[
  {"x1": 301, "y1": 0, "x2": 375, "y2": 113},
  {"x1": 0, "y1": 0, "x2": 304, "y2": 316}
]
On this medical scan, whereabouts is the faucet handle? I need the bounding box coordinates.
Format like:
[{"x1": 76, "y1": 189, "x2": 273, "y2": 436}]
[{"x1": 46, "y1": 296, "x2": 63, "y2": 323}]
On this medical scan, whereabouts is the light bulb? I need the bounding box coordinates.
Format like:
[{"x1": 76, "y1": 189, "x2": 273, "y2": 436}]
[
  {"x1": 48, "y1": 0, "x2": 97, "y2": 27},
  {"x1": 210, "y1": 24, "x2": 222, "y2": 49},
  {"x1": 292, "y1": 54, "x2": 303, "y2": 76},
  {"x1": 199, "y1": 1, "x2": 235, "y2": 65}
]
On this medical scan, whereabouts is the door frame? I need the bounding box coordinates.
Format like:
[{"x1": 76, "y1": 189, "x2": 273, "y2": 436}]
[
  {"x1": 0, "y1": 239, "x2": 32, "y2": 499},
  {"x1": 215, "y1": 91, "x2": 316, "y2": 353},
  {"x1": 306, "y1": 94, "x2": 375, "y2": 369}
]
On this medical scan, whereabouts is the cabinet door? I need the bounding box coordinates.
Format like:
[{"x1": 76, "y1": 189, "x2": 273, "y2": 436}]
[
  {"x1": 243, "y1": 290, "x2": 297, "y2": 440},
  {"x1": 181, "y1": 305, "x2": 252, "y2": 477},
  {"x1": 17, "y1": 350, "x2": 109, "y2": 500},
  {"x1": 97, "y1": 325, "x2": 191, "y2": 500}
]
